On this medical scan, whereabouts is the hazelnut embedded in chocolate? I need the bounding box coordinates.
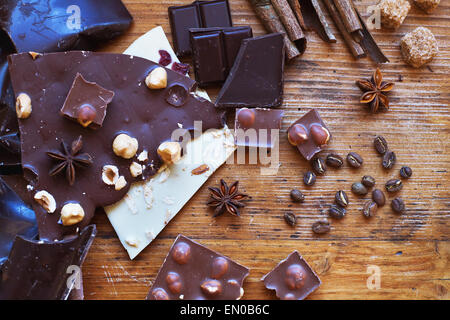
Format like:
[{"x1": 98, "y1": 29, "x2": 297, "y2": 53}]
[
  {"x1": 285, "y1": 264, "x2": 306, "y2": 290},
  {"x1": 236, "y1": 108, "x2": 256, "y2": 127},
  {"x1": 200, "y1": 279, "x2": 222, "y2": 296},
  {"x1": 102, "y1": 165, "x2": 119, "y2": 185},
  {"x1": 16, "y1": 93, "x2": 32, "y2": 119},
  {"x1": 151, "y1": 288, "x2": 169, "y2": 300},
  {"x1": 112, "y1": 133, "x2": 138, "y2": 159},
  {"x1": 145, "y1": 67, "x2": 168, "y2": 89},
  {"x1": 60, "y1": 202, "x2": 85, "y2": 226},
  {"x1": 114, "y1": 176, "x2": 127, "y2": 191},
  {"x1": 310, "y1": 124, "x2": 330, "y2": 146},
  {"x1": 288, "y1": 124, "x2": 308, "y2": 146},
  {"x1": 34, "y1": 190, "x2": 56, "y2": 213},
  {"x1": 77, "y1": 104, "x2": 97, "y2": 128},
  {"x1": 166, "y1": 272, "x2": 182, "y2": 294},
  {"x1": 212, "y1": 257, "x2": 229, "y2": 279},
  {"x1": 172, "y1": 242, "x2": 191, "y2": 265},
  {"x1": 165, "y1": 83, "x2": 188, "y2": 107},
  {"x1": 157, "y1": 141, "x2": 181, "y2": 164}
]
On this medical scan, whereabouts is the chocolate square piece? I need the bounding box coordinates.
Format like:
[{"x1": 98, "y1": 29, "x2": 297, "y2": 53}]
[
  {"x1": 190, "y1": 26, "x2": 253, "y2": 87},
  {"x1": 215, "y1": 33, "x2": 285, "y2": 109},
  {"x1": 60, "y1": 73, "x2": 115, "y2": 128},
  {"x1": 287, "y1": 109, "x2": 331, "y2": 161},
  {"x1": 169, "y1": 0, "x2": 233, "y2": 56},
  {"x1": 262, "y1": 251, "x2": 321, "y2": 300},
  {"x1": 234, "y1": 108, "x2": 284, "y2": 148},
  {"x1": 147, "y1": 234, "x2": 249, "y2": 300}
]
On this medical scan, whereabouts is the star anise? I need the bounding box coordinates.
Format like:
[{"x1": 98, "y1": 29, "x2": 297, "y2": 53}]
[
  {"x1": 46, "y1": 136, "x2": 93, "y2": 186},
  {"x1": 356, "y1": 68, "x2": 394, "y2": 113},
  {"x1": 207, "y1": 179, "x2": 249, "y2": 217}
]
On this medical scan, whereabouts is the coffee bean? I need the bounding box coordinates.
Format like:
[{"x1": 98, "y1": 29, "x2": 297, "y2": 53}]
[
  {"x1": 385, "y1": 179, "x2": 403, "y2": 193},
  {"x1": 303, "y1": 171, "x2": 316, "y2": 186},
  {"x1": 347, "y1": 152, "x2": 363, "y2": 168},
  {"x1": 391, "y1": 197, "x2": 405, "y2": 214},
  {"x1": 372, "y1": 189, "x2": 386, "y2": 207},
  {"x1": 311, "y1": 157, "x2": 326, "y2": 175},
  {"x1": 335, "y1": 190, "x2": 349, "y2": 207},
  {"x1": 382, "y1": 151, "x2": 396, "y2": 169},
  {"x1": 312, "y1": 220, "x2": 330, "y2": 234},
  {"x1": 362, "y1": 200, "x2": 377, "y2": 218},
  {"x1": 361, "y1": 175, "x2": 376, "y2": 188},
  {"x1": 284, "y1": 212, "x2": 297, "y2": 226},
  {"x1": 326, "y1": 153, "x2": 344, "y2": 168},
  {"x1": 328, "y1": 205, "x2": 346, "y2": 219},
  {"x1": 290, "y1": 189, "x2": 305, "y2": 203},
  {"x1": 400, "y1": 166, "x2": 412, "y2": 179},
  {"x1": 351, "y1": 182, "x2": 368, "y2": 195},
  {"x1": 374, "y1": 136, "x2": 388, "y2": 154}
]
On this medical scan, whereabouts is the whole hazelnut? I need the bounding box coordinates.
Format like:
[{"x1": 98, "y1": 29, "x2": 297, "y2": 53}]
[
  {"x1": 288, "y1": 124, "x2": 308, "y2": 146},
  {"x1": 16, "y1": 93, "x2": 32, "y2": 119},
  {"x1": 172, "y1": 242, "x2": 191, "y2": 265},
  {"x1": 285, "y1": 264, "x2": 306, "y2": 290},
  {"x1": 211, "y1": 257, "x2": 229, "y2": 279},
  {"x1": 145, "y1": 67, "x2": 167, "y2": 89},
  {"x1": 166, "y1": 272, "x2": 182, "y2": 294},
  {"x1": 157, "y1": 141, "x2": 181, "y2": 165},
  {"x1": 236, "y1": 108, "x2": 256, "y2": 127},
  {"x1": 310, "y1": 124, "x2": 330, "y2": 146},
  {"x1": 200, "y1": 279, "x2": 222, "y2": 296},
  {"x1": 34, "y1": 190, "x2": 56, "y2": 213},
  {"x1": 102, "y1": 165, "x2": 119, "y2": 185},
  {"x1": 77, "y1": 104, "x2": 97, "y2": 127},
  {"x1": 112, "y1": 133, "x2": 138, "y2": 159},
  {"x1": 60, "y1": 202, "x2": 85, "y2": 226},
  {"x1": 152, "y1": 288, "x2": 169, "y2": 300}
]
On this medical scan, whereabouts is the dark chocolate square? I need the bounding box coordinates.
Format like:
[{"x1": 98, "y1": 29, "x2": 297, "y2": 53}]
[
  {"x1": 147, "y1": 234, "x2": 250, "y2": 300},
  {"x1": 262, "y1": 251, "x2": 321, "y2": 300},
  {"x1": 198, "y1": 0, "x2": 232, "y2": 27}
]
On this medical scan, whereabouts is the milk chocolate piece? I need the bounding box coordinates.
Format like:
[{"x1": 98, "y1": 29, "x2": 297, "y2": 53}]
[
  {"x1": 262, "y1": 251, "x2": 321, "y2": 300},
  {"x1": 147, "y1": 234, "x2": 249, "y2": 300},
  {"x1": 60, "y1": 73, "x2": 115, "y2": 129},
  {"x1": 0, "y1": 0, "x2": 133, "y2": 174},
  {"x1": 0, "y1": 225, "x2": 96, "y2": 300},
  {"x1": 8, "y1": 51, "x2": 225, "y2": 240},
  {"x1": 287, "y1": 109, "x2": 331, "y2": 161},
  {"x1": 215, "y1": 33, "x2": 285, "y2": 109},
  {"x1": 0, "y1": 175, "x2": 37, "y2": 265},
  {"x1": 234, "y1": 108, "x2": 284, "y2": 148},
  {"x1": 169, "y1": 0, "x2": 233, "y2": 56},
  {"x1": 190, "y1": 27, "x2": 253, "y2": 87}
]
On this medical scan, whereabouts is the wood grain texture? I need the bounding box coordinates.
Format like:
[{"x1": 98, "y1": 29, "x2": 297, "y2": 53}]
[{"x1": 84, "y1": 0, "x2": 450, "y2": 299}]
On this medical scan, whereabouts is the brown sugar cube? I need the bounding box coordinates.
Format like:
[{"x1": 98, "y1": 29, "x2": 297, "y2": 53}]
[
  {"x1": 413, "y1": 0, "x2": 440, "y2": 13},
  {"x1": 378, "y1": 0, "x2": 411, "y2": 29},
  {"x1": 401, "y1": 27, "x2": 439, "y2": 68}
]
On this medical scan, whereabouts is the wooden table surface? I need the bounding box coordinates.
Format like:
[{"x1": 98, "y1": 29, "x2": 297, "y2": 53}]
[{"x1": 83, "y1": 0, "x2": 450, "y2": 299}]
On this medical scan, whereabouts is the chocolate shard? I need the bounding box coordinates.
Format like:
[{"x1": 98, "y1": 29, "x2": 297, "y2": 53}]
[
  {"x1": 0, "y1": 225, "x2": 96, "y2": 300},
  {"x1": 0, "y1": 175, "x2": 38, "y2": 266},
  {"x1": 60, "y1": 73, "x2": 115, "y2": 129},
  {"x1": 215, "y1": 33, "x2": 285, "y2": 109},
  {"x1": 0, "y1": 0, "x2": 133, "y2": 174},
  {"x1": 262, "y1": 250, "x2": 321, "y2": 300},
  {"x1": 189, "y1": 26, "x2": 253, "y2": 87},
  {"x1": 8, "y1": 51, "x2": 225, "y2": 241},
  {"x1": 147, "y1": 234, "x2": 250, "y2": 300},
  {"x1": 299, "y1": 0, "x2": 336, "y2": 43}
]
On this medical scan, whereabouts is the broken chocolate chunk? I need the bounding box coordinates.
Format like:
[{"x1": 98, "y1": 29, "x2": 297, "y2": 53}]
[
  {"x1": 60, "y1": 73, "x2": 115, "y2": 128},
  {"x1": 0, "y1": 225, "x2": 96, "y2": 300},
  {"x1": 147, "y1": 234, "x2": 249, "y2": 300},
  {"x1": 215, "y1": 33, "x2": 285, "y2": 109},
  {"x1": 8, "y1": 51, "x2": 225, "y2": 240},
  {"x1": 287, "y1": 109, "x2": 331, "y2": 161},
  {"x1": 234, "y1": 108, "x2": 284, "y2": 148},
  {"x1": 262, "y1": 250, "x2": 321, "y2": 300}
]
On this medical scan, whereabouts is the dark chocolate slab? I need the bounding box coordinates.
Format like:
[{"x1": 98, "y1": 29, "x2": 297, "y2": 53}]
[
  {"x1": 287, "y1": 109, "x2": 331, "y2": 161},
  {"x1": 147, "y1": 234, "x2": 249, "y2": 300},
  {"x1": 8, "y1": 51, "x2": 225, "y2": 240},
  {"x1": 234, "y1": 108, "x2": 284, "y2": 148},
  {"x1": 0, "y1": 0, "x2": 133, "y2": 174},
  {"x1": 215, "y1": 33, "x2": 285, "y2": 109},
  {"x1": 0, "y1": 175, "x2": 37, "y2": 266},
  {"x1": 0, "y1": 225, "x2": 96, "y2": 300},
  {"x1": 190, "y1": 26, "x2": 253, "y2": 87},
  {"x1": 169, "y1": 0, "x2": 233, "y2": 56},
  {"x1": 262, "y1": 250, "x2": 321, "y2": 300}
]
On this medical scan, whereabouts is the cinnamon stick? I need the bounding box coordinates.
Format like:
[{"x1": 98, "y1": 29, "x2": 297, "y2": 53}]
[
  {"x1": 332, "y1": 0, "x2": 363, "y2": 41},
  {"x1": 287, "y1": 0, "x2": 306, "y2": 30},
  {"x1": 271, "y1": 0, "x2": 306, "y2": 53},
  {"x1": 299, "y1": 0, "x2": 336, "y2": 43},
  {"x1": 323, "y1": 0, "x2": 365, "y2": 59},
  {"x1": 249, "y1": 0, "x2": 301, "y2": 60}
]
